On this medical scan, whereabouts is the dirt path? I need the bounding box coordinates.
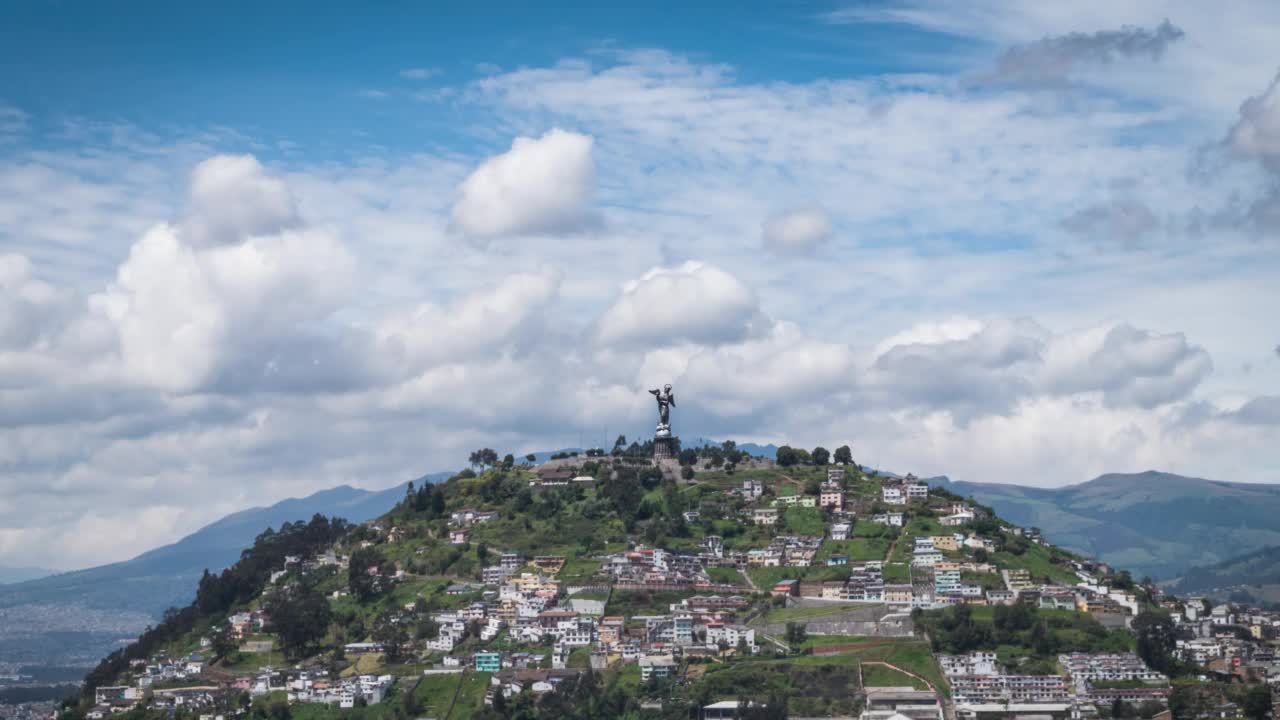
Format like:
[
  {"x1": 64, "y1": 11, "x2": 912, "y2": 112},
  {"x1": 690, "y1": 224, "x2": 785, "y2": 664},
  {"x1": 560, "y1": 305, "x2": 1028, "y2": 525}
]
[{"x1": 861, "y1": 659, "x2": 954, "y2": 720}]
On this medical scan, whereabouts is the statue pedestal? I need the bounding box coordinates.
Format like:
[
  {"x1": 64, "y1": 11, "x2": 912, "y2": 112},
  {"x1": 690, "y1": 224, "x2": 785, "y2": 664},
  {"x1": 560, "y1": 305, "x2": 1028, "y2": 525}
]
[{"x1": 653, "y1": 434, "x2": 678, "y2": 460}]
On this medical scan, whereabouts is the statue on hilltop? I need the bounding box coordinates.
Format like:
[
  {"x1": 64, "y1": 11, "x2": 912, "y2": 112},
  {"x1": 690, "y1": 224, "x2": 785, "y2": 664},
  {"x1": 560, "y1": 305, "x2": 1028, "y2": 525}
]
[{"x1": 649, "y1": 384, "x2": 675, "y2": 436}]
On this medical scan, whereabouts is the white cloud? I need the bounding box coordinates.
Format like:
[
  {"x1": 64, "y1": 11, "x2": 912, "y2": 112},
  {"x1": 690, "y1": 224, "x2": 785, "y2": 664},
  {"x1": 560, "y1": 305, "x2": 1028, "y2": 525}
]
[
  {"x1": 399, "y1": 67, "x2": 440, "y2": 80},
  {"x1": 762, "y1": 207, "x2": 834, "y2": 255},
  {"x1": 594, "y1": 261, "x2": 766, "y2": 349},
  {"x1": 0, "y1": 253, "x2": 71, "y2": 350},
  {"x1": 181, "y1": 155, "x2": 299, "y2": 248},
  {"x1": 450, "y1": 129, "x2": 596, "y2": 240},
  {"x1": 375, "y1": 270, "x2": 561, "y2": 371},
  {"x1": 1225, "y1": 72, "x2": 1280, "y2": 170},
  {"x1": 867, "y1": 317, "x2": 1212, "y2": 416},
  {"x1": 6, "y1": 26, "x2": 1280, "y2": 570}
]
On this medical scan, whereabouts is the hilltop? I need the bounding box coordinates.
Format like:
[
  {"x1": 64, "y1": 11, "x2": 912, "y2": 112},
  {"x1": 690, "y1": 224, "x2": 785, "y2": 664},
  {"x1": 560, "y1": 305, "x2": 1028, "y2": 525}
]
[
  {"x1": 929, "y1": 471, "x2": 1280, "y2": 581},
  {"x1": 61, "y1": 442, "x2": 1209, "y2": 720}
]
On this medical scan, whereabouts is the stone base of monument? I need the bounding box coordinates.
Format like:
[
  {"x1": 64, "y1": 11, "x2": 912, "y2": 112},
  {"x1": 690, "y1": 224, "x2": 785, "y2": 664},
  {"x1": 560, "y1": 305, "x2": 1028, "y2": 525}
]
[{"x1": 653, "y1": 434, "x2": 678, "y2": 460}]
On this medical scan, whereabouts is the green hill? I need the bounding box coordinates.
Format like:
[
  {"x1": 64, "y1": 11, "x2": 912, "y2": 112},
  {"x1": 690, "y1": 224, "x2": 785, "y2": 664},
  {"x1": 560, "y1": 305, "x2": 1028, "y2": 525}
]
[
  {"x1": 1174, "y1": 545, "x2": 1280, "y2": 605},
  {"x1": 62, "y1": 450, "x2": 1169, "y2": 720}
]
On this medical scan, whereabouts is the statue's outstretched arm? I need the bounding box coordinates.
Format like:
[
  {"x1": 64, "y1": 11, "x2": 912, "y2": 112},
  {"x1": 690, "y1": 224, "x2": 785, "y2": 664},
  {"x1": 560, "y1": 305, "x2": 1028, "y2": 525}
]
[{"x1": 670, "y1": 395, "x2": 676, "y2": 407}]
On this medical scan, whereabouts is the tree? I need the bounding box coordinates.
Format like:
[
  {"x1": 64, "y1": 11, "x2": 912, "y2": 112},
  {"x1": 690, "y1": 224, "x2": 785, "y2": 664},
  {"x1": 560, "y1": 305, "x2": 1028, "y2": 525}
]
[
  {"x1": 468, "y1": 448, "x2": 499, "y2": 469},
  {"x1": 372, "y1": 615, "x2": 408, "y2": 662},
  {"x1": 775, "y1": 445, "x2": 798, "y2": 467},
  {"x1": 681, "y1": 465, "x2": 695, "y2": 480},
  {"x1": 833, "y1": 445, "x2": 853, "y2": 465},
  {"x1": 268, "y1": 586, "x2": 332, "y2": 659},
  {"x1": 501, "y1": 453, "x2": 515, "y2": 470},
  {"x1": 210, "y1": 624, "x2": 237, "y2": 661},
  {"x1": 811, "y1": 446, "x2": 830, "y2": 466},
  {"x1": 784, "y1": 621, "x2": 807, "y2": 647},
  {"x1": 348, "y1": 547, "x2": 383, "y2": 601},
  {"x1": 525, "y1": 453, "x2": 537, "y2": 463},
  {"x1": 1133, "y1": 610, "x2": 1178, "y2": 674},
  {"x1": 1243, "y1": 685, "x2": 1273, "y2": 720},
  {"x1": 678, "y1": 448, "x2": 699, "y2": 466}
]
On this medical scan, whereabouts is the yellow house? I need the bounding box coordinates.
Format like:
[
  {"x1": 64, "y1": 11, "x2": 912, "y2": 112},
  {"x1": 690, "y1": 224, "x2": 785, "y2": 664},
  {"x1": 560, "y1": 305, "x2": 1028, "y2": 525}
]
[{"x1": 931, "y1": 535, "x2": 959, "y2": 551}]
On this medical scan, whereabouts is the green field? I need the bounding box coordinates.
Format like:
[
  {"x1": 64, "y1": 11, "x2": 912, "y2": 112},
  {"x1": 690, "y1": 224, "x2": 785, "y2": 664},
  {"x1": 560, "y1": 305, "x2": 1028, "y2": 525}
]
[
  {"x1": 863, "y1": 663, "x2": 929, "y2": 690},
  {"x1": 754, "y1": 603, "x2": 883, "y2": 625}
]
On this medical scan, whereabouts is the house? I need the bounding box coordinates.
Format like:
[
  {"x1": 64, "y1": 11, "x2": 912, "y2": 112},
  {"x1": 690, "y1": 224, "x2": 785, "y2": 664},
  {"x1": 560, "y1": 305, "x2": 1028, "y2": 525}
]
[
  {"x1": 941, "y1": 510, "x2": 974, "y2": 527},
  {"x1": 774, "y1": 494, "x2": 817, "y2": 508},
  {"x1": 830, "y1": 522, "x2": 851, "y2": 540},
  {"x1": 882, "y1": 486, "x2": 906, "y2": 505},
  {"x1": 884, "y1": 584, "x2": 914, "y2": 606},
  {"x1": 873, "y1": 513, "x2": 904, "y2": 527},
  {"x1": 931, "y1": 535, "x2": 959, "y2": 551},
  {"x1": 827, "y1": 554, "x2": 849, "y2": 566},
  {"x1": 639, "y1": 654, "x2": 677, "y2": 681},
  {"x1": 474, "y1": 652, "x2": 502, "y2": 673},
  {"x1": 704, "y1": 701, "x2": 766, "y2": 719},
  {"x1": 450, "y1": 529, "x2": 470, "y2": 544},
  {"x1": 682, "y1": 511, "x2": 701, "y2": 523},
  {"x1": 905, "y1": 482, "x2": 929, "y2": 500},
  {"x1": 912, "y1": 549, "x2": 943, "y2": 567},
  {"x1": 752, "y1": 508, "x2": 779, "y2": 526},
  {"x1": 986, "y1": 590, "x2": 1016, "y2": 605},
  {"x1": 819, "y1": 482, "x2": 844, "y2": 509},
  {"x1": 772, "y1": 579, "x2": 800, "y2": 597}
]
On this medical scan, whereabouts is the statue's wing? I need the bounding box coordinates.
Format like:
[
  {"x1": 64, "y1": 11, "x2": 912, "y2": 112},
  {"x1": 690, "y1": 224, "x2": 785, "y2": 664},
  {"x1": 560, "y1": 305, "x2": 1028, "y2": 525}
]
[{"x1": 670, "y1": 394, "x2": 676, "y2": 407}]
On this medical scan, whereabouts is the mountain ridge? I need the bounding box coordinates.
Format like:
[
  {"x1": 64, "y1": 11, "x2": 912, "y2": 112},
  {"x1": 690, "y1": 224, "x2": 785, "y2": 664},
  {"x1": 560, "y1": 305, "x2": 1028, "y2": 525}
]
[
  {"x1": 927, "y1": 470, "x2": 1280, "y2": 580},
  {"x1": 0, "y1": 472, "x2": 450, "y2": 666}
]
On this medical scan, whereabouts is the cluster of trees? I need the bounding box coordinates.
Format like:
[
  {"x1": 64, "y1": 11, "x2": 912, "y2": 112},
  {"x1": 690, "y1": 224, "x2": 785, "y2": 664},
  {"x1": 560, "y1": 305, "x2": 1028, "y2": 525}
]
[
  {"x1": 473, "y1": 669, "x2": 644, "y2": 720},
  {"x1": 678, "y1": 440, "x2": 749, "y2": 471},
  {"x1": 266, "y1": 584, "x2": 332, "y2": 659},
  {"x1": 783, "y1": 621, "x2": 808, "y2": 646},
  {"x1": 1132, "y1": 610, "x2": 1188, "y2": 676},
  {"x1": 403, "y1": 480, "x2": 447, "y2": 517},
  {"x1": 1169, "y1": 681, "x2": 1274, "y2": 720},
  {"x1": 81, "y1": 514, "x2": 351, "y2": 702},
  {"x1": 348, "y1": 545, "x2": 397, "y2": 601},
  {"x1": 775, "y1": 444, "x2": 854, "y2": 467},
  {"x1": 917, "y1": 604, "x2": 1131, "y2": 660}
]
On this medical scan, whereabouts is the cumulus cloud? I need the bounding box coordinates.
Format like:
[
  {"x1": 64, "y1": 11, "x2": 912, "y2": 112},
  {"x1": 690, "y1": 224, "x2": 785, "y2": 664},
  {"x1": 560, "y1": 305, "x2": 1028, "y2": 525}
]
[
  {"x1": 0, "y1": 253, "x2": 71, "y2": 350},
  {"x1": 762, "y1": 207, "x2": 834, "y2": 255},
  {"x1": 450, "y1": 129, "x2": 596, "y2": 240},
  {"x1": 594, "y1": 261, "x2": 767, "y2": 348},
  {"x1": 375, "y1": 270, "x2": 561, "y2": 371},
  {"x1": 1041, "y1": 324, "x2": 1213, "y2": 409},
  {"x1": 87, "y1": 155, "x2": 356, "y2": 393},
  {"x1": 991, "y1": 20, "x2": 1185, "y2": 87},
  {"x1": 1225, "y1": 72, "x2": 1280, "y2": 171},
  {"x1": 180, "y1": 155, "x2": 299, "y2": 248},
  {"x1": 866, "y1": 318, "x2": 1212, "y2": 418}
]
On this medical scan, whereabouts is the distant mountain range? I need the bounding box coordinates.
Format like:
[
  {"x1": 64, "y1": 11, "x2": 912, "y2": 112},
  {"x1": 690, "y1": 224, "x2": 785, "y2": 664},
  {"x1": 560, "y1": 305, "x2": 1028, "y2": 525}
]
[
  {"x1": 928, "y1": 470, "x2": 1280, "y2": 581},
  {"x1": 1173, "y1": 545, "x2": 1280, "y2": 604},
  {"x1": 0, "y1": 565, "x2": 58, "y2": 585},
  {"x1": 0, "y1": 473, "x2": 448, "y2": 665}
]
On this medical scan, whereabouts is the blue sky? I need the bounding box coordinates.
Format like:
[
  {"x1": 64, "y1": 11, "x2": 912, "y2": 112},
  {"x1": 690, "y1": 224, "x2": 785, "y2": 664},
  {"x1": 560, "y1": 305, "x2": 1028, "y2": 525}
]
[
  {"x1": 2, "y1": 1, "x2": 1280, "y2": 569},
  {"x1": 1, "y1": 1, "x2": 982, "y2": 156}
]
